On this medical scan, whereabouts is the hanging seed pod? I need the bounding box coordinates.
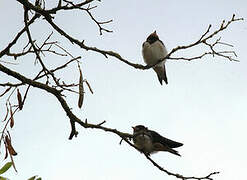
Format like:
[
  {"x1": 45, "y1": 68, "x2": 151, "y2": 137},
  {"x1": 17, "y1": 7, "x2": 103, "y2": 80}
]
[
  {"x1": 78, "y1": 67, "x2": 84, "y2": 108},
  {"x1": 3, "y1": 105, "x2": 9, "y2": 122},
  {"x1": 4, "y1": 144, "x2": 9, "y2": 160},
  {"x1": 17, "y1": 89, "x2": 23, "y2": 110},
  {"x1": 10, "y1": 106, "x2": 14, "y2": 128},
  {"x1": 5, "y1": 136, "x2": 17, "y2": 156}
]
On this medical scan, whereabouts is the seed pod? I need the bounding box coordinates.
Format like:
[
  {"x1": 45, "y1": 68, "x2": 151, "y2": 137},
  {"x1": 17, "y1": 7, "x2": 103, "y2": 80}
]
[
  {"x1": 17, "y1": 89, "x2": 23, "y2": 110},
  {"x1": 3, "y1": 105, "x2": 9, "y2": 122},
  {"x1": 10, "y1": 106, "x2": 14, "y2": 128},
  {"x1": 4, "y1": 144, "x2": 8, "y2": 160},
  {"x1": 78, "y1": 68, "x2": 84, "y2": 108},
  {"x1": 5, "y1": 136, "x2": 17, "y2": 156}
]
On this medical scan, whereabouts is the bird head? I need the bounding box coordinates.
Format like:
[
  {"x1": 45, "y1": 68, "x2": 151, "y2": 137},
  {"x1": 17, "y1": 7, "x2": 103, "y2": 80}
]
[
  {"x1": 132, "y1": 125, "x2": 148, "y2": 133},
  {"x1": 146, "y1": 30, "x2": 159, "y2": 44}
]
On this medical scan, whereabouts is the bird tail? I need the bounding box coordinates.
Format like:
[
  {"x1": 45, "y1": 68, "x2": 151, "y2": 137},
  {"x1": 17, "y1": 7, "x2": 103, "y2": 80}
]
[
  {"x1": 166, "y1": 148, "x2": 181, "y2": 156},
  {"x1": 154, "y1": 65, "x2": 168, "y2": 85}
]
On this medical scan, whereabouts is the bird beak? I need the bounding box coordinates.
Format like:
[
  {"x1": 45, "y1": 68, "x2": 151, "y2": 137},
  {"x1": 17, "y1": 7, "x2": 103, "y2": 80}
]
[
  {"x1": 153, "y1": 30, "x2": 157, "y2": 34},
  {"x1": 132, "y1": 126, "x2": 136, "y2": 130}
]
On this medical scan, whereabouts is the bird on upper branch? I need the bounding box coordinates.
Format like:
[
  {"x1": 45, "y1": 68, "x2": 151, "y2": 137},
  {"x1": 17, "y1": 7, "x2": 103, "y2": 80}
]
[{"x1": 142, "y1": 31, "x2": 168, "y2": 85}]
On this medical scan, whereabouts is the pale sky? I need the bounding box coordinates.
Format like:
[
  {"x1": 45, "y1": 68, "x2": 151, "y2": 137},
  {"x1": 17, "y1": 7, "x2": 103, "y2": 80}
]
[{"x1": 1, "y1": 0, "x2": 247, "y2": 180}]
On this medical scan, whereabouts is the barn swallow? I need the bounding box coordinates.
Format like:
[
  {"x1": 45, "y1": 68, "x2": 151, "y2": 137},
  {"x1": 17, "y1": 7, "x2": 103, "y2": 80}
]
[
  {"x1": 142, "y1": 31, "x2": 168, "y2": 85},
  {"x1": 132, "y1": 125, "x2": 183, "y2": 156}
]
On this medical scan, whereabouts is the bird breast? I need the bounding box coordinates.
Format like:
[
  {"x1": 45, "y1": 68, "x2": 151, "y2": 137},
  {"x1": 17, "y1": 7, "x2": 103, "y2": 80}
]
[
  {"x1": 142, "y1": 41, "x2": 168, "y2": 66},
  {"x1": 134, "y1": 134, "x2": 153, "y2": 153}
]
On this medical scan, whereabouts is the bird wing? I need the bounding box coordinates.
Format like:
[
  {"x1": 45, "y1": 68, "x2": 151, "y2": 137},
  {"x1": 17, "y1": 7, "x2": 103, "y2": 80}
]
[
  {"x1": 150, "y1": 130, "x2": 183, "y2": 148},
  {"x1": 153, "y1": 142, "x2": 181, "y2": 156}
]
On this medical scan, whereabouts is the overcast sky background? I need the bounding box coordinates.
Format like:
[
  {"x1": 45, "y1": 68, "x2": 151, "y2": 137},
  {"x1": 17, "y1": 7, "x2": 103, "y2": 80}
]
[{"x1": 1, "y1": 0, "x2": 247, "y2": 180}]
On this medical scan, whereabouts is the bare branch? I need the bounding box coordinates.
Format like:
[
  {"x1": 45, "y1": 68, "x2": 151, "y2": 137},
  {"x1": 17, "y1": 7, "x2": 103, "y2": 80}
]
[
  {"x1": 144, "y1": 154, "x2": 219, "y2": 180},
  {"x1": 18, "y1": 1, "x2": 243, "y2": 68},
  {"x1": 0, "y1": 14, "x2": 39, "y2": 58}
]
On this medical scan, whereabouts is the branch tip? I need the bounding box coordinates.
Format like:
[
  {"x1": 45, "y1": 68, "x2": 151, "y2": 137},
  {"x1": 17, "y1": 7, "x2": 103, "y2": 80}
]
[{"x1": 97, "y1": 120, "x2": 106, "y2": 126}]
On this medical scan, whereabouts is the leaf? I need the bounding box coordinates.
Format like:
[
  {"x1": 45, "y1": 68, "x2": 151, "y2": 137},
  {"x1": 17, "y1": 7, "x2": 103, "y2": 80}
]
[
  {"x1": 27, "y1": 176, "x2": 37, "y2": 180},
  {"x1": 0, "y1": 176, "x2": 9, "y2": 180},
  {"x1": 10, "y1": 106, "x2": 14, "y2": 128},
  {"x1": 0, "y1": 162, "x2": 12, "y2": 175},
  {"x1": 17, "y1": 89, "x2": 23, "y2": 110},
  {"x1": 78, "y1": 67, "x2": 84, "y2": 108},
  {"x1": 5, "y1": 136, "x2": 17, "y2": 156},
  {"x1": 28, "y1": 176, "x2": 41, "y2": 180}
]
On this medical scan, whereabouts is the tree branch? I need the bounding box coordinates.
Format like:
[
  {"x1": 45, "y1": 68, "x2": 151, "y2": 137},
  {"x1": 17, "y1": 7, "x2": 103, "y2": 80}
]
[
  {"x1": 0, "y1": 14, "x2": 39, "y2": 58},
  {"x1": 17, "y1": 0, "x2": 244, "y2": 68}
]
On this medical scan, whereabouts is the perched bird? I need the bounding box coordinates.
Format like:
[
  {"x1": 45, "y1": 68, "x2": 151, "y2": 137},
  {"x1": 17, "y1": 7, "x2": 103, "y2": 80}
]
[
  {"x1": 142, "y1": 31, "x2": 168, "y2": 85},
  {"x1": 132, "y1": 125, "x2": 183, "y2": 156}
]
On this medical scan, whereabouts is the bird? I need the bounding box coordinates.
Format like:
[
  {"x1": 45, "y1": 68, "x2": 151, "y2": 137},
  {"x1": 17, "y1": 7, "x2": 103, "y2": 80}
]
[
  {"x1": 142, "y1": 31, "x2": 168, "y2": 85},
  {"x1": 132, "y1": 125, "x2": 183, "y2": 156}
]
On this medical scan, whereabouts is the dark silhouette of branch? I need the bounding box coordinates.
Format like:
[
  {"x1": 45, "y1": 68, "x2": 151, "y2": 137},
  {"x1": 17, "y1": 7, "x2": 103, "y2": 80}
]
[
  {"x1": 144, "y1": 154, "x2": 219, "y2": 180},
  {"x1": 16, "y1": 0, "x2": 244, "y2": 68},
  {"x1": 0, "y1": 14, "x2": 39, "y2": 58},
  {"x1": 62, "y1": 0, "x2": 113, "y2": 35}
]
